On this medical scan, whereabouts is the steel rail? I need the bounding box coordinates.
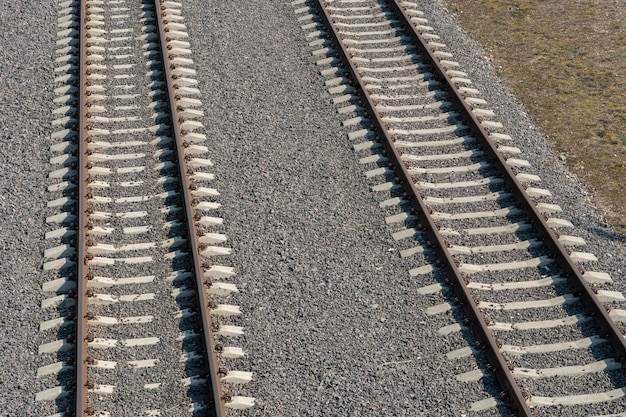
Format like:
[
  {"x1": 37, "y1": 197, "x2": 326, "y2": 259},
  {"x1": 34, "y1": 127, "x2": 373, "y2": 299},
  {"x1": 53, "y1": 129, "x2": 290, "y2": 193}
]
[
  {"x1": 153, "y1": 1, "x2": 226, "y2": 415},
  {"x1": 385, "y1": 0, "x2": 626, "y2": 362},
  {"x1": 76, "y1": 0, "x2": 90, "y2": 415},
  {"x1": 311, "y1": 0, "x2": 534, "y2": 414}
]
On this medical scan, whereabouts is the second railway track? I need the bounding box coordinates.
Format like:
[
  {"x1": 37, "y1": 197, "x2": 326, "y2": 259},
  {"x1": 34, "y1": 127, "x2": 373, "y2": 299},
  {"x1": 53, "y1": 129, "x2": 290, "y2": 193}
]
[{"x1": 294, "y1": 0, "x2": 626, "y2": 415}]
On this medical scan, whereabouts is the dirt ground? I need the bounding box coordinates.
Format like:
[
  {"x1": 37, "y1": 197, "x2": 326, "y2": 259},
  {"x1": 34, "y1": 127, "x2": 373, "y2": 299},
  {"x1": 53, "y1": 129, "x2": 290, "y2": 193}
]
[{"x1": 445, "y1": 0, "x2": 626, "y2": 236}]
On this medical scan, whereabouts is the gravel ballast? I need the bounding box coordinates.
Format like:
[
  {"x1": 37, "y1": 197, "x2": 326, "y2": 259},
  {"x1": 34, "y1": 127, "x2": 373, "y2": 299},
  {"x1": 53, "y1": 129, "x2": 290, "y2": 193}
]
[
  {"x1": 1, "y1": 0, "x2": 625, "y2": 416},
  {"x1": 0, "y1": 1, "x2": 56, "y2": 415}
]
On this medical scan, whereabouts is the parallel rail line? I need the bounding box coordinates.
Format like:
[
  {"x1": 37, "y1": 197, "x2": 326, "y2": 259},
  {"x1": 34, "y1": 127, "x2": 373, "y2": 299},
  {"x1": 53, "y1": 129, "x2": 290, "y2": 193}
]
[
  {"x1": 75, "y1": 0, "x2": 89, "y2": 414},
  {"x1": 153, "y1": 4, "x2": 225, "y2": 414}
]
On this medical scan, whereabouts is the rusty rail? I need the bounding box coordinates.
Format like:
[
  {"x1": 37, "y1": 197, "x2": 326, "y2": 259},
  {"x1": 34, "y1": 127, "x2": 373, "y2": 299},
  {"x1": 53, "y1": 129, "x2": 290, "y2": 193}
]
[
  {"x1": 153, "y1": 0, "x2": 226, "y2": 414},
  {"x1": 308, "y1": 0, "x2": 617, "y2": 414},
  {"x1": 75, "y1": 0, "x2": 90, "y2": 415}
]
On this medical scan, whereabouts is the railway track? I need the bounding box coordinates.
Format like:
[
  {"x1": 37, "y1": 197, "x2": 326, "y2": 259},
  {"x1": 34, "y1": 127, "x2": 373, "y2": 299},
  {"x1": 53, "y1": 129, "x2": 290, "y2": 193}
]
[
  {"x1": 37, "y1": 0, "x2": 253, "y2": 415},
  {"x1": 294, "y1": 0, "x2": 626, "y2": 415}
]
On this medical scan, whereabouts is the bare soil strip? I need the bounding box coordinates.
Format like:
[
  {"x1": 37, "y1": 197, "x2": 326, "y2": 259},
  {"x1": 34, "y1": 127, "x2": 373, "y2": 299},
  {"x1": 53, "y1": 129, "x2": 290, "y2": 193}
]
[{"x1": 445, "y1": 0, "x2": 626, "y2": 235}]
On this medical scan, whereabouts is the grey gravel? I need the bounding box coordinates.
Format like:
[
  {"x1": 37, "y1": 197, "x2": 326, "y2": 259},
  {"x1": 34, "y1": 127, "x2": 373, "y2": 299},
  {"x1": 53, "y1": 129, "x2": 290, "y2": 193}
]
[{"x1": 0, "y1": 1, "x2": 56, "y2": 415}]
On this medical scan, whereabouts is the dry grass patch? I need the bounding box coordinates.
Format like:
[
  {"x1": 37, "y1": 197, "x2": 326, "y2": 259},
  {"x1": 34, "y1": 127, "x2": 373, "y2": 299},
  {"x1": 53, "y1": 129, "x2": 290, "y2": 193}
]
[{"x1": 445, "y1": 0, "x2": 626, "y2": 235}]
